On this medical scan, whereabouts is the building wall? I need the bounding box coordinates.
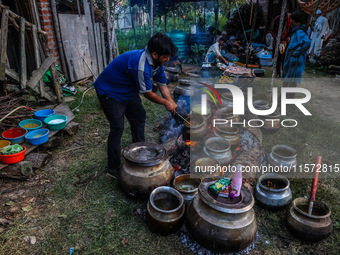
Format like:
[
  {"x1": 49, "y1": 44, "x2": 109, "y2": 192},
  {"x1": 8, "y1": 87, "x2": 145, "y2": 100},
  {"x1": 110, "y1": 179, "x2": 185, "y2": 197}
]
[{"x1": 35, "y1": 0, "x2": 61, "y2": 64}]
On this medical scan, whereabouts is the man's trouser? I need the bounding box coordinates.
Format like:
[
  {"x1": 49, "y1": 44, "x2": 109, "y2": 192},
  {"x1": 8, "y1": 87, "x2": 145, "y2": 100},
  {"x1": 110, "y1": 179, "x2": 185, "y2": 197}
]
[{"x1": 97, "y1": 93, "x2": 146, "y2": 169}]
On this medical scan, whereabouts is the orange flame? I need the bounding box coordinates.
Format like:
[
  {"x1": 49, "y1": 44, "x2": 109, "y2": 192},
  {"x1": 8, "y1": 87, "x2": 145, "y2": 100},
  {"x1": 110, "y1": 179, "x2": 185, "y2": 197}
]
[{"x1": 186, "y1": 140, "x2": 198, "y2": 147}]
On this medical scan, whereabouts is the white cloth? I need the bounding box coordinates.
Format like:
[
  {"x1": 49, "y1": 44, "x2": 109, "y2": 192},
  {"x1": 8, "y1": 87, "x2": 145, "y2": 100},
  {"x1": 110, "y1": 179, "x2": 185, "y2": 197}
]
[
  {"x1": 265, "y1": 33, "x2": 274, "y2": 50},
  {"x1": 205, "y1": 42, "x2": 222, "y2": 61},
  {"x1": 308, "y1": 15, "x2": 329, "y2": 57}
]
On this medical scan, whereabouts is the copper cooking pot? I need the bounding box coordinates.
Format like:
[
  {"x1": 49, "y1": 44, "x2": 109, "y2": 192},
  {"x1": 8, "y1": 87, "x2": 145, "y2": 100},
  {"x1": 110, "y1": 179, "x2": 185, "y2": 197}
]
[
  {"x1": 186, "y1": 177, "x2": 257, "y2": 253},
  {"x1": 120, "y1": 142, "x2": 174, "y2": 198}
]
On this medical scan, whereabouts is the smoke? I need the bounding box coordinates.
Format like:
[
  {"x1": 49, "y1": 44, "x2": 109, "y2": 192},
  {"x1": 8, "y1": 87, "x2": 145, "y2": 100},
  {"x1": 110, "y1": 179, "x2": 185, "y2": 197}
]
[{"x1": 161, "y1": 95, "x2": 190, "y2": 143}]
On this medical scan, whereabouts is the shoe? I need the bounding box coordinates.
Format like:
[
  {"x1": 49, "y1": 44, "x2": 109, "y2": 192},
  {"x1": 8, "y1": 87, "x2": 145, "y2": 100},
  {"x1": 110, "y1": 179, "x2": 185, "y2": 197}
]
[{"x1": 107, "y1": 168, "x2": 120, "y2": 179}]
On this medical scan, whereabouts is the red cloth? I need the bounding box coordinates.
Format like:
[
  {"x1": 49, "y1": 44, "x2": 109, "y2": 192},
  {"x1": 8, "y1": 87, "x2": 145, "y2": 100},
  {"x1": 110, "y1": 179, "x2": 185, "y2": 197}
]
[{"x1": 272, "y1": 14, "x2": 292, "y2": 76}]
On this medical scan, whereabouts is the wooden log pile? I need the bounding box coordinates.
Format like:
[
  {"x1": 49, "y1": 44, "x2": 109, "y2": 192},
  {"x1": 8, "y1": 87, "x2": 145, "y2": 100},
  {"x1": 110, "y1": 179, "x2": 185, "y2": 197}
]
[{"x1": 0, "y1": 93, "x2": 33, "y2": 133}]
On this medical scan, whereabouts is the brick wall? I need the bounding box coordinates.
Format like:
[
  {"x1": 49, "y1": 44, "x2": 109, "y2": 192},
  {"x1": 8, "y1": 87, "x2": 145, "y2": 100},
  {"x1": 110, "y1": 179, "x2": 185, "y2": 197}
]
[{"x1": 35, "y1": 0, "x2": 61, "y2": 64}]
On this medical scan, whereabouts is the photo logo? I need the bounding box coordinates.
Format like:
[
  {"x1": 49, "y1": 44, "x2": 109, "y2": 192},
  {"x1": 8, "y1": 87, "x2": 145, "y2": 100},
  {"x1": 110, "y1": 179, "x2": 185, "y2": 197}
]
[
  {"x1": 200, "y1": 84, "x2": 312, "y2": 116},
  {"x1": 198, "y1": 83, "x2": 222, "y2": 113}
]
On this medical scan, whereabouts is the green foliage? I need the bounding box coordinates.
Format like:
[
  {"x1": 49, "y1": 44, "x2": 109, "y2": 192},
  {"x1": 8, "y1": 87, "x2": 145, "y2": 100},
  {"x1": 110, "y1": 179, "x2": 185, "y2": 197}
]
[{"x1": 187, "y1": 44, "x2": 207, "y2": 65}]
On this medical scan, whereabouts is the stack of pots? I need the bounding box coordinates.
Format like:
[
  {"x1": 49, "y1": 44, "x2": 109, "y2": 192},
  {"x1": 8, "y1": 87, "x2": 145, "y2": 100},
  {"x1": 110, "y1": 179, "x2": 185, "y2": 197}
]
[
  {"x1": 258, "y1": 111, "x2": 281, "y2": 133},
  {"x1": 221, "y1": 91, "x2": 233, "y2": 109},
  {"x1": 120, "y1": 142, "x2": 174, "y2": 198},
  {"x1": 192, "y1": 103, "x2": 212, "y2": 120},
  {"x1": 204, "y1": 137, "x2": 232, "y2": 165},
  {"x1": 215, "y1": 107, "x2": 241, "y2": 125},
  {"x1": 186, "y1": 177, "x2": 257, "y2": 253},
  {"x1": 214, "y1": 125, "x2": 240, "y2": 148}
]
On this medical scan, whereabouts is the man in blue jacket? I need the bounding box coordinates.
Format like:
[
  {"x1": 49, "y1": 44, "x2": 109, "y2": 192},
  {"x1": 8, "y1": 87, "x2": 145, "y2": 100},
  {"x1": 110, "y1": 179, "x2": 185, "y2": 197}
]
[
  {"x1": 94, "y1": 33, "x2": 178, "y2": 177},
  {"x1": 282, "y1": 11, "x2": 311, "y2": 99}
]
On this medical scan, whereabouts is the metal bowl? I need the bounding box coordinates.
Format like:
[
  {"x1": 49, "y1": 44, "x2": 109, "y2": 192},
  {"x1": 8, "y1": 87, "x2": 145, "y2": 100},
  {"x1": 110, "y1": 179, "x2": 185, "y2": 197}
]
[{"x1": 255, "y1": 173, "x2": 292, "y2": 208}]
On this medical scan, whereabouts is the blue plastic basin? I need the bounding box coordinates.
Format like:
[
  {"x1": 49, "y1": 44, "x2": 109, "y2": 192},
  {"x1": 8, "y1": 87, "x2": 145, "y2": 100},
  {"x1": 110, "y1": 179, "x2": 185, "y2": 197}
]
[
  {"x1": 19, "y1": 119, "x2": 43, "y2": 131},
  {"x1": 25, "y1": 129, "x2": 49, "y2": 145},
  {"x1": 34, "y1": 109, "x2": 55, "y2": 122}
]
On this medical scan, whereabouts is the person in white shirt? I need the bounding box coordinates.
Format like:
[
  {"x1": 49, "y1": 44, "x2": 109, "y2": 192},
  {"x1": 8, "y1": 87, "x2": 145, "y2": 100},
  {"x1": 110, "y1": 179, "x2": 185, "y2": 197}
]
[
  {"x1": 216, "y1": 31, "x2": 228, "y2": 43},
  {"x1": 308, "y1": 9, "x2": 329, "y2": 63},
  {"x1": 205, "y1": 37, "x2": 229, "y2": 65}
]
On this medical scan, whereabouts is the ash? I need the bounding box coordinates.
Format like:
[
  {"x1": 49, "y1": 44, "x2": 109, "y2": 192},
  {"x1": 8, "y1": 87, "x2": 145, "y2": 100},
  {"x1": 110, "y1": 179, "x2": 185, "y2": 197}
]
[
  {"x1": 239, "y1": 128, "x2": 266, "y2": 165},
  {"x1": 179, "y1": 229, "x2": 258, "y2": 255},
  {"x1": 170, "y1": 145, "x2": 191, "y2": 178}
]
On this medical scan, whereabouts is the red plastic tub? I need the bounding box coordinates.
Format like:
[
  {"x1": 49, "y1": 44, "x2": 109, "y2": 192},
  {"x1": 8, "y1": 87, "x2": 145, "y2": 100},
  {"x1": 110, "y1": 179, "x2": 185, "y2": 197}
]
[
  {"x1": 2, "y1": 128, "x2": 27, "y2": 144},
  {"x1": 0, "y1": 146, "x2": 26, "y2": 164}
]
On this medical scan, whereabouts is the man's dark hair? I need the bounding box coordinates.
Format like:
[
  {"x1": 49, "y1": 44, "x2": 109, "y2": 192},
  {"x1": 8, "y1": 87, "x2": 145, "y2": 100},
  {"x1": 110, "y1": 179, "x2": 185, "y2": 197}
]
[
  {"x1": 291, "y1": 11, "x2": 302, "y2": 23},
  {"x1": 148, "y1": 33, "x2": 178, "y2": 56},
  {"x1": 218, "y1": 37, "x2": 228, "y2": 43}
]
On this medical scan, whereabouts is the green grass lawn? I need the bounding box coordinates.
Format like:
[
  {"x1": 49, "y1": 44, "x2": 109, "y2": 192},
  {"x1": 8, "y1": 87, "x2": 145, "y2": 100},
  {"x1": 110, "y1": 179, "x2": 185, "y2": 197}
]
[{"x1": 1, "y1": 71, "x2": 339, "y2": 254}]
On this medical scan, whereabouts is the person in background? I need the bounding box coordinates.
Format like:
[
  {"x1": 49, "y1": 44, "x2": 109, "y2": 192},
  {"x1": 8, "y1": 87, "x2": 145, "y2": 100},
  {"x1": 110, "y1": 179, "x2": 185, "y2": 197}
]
[
  {"x1": 305, "y1": 22, "x2": 311, "y2": 38},
  {"x1": 308, "y1": 10, "x2": 329, "y2": 63},
  {"x1": 205, "y1": 37, "x2": 229, "y2": 65},
  {"x1": 94, "y1": 33, "x2": 178, "y2": 178},
  {"x1": 282, "y1": 11, "x2": 311, "y2": 99},
  {"x1": 272, "y1": 3, "x2": 292, "y2": 77},
  {"x1": 223, "y1": 36, "x2": 240, "y2": 54},
  {"x1": 216, "y1": 31, "x2": 228, "y2": 43}
]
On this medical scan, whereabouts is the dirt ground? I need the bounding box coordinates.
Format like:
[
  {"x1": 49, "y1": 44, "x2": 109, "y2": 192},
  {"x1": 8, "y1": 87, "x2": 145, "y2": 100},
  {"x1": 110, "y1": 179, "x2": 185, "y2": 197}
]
[{"x1": 300, "y1": 77, "x2": 340, "y2": 123}]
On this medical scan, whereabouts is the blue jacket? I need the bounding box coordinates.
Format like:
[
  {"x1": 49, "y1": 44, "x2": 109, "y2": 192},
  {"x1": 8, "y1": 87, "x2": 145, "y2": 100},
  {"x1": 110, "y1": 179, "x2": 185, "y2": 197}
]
[
  {"x1": 94, "y1": 47, "x2": 167, "y2": 102},
  {"x1": 282, "y1": 26, "x2": 311, "y2": 83}
]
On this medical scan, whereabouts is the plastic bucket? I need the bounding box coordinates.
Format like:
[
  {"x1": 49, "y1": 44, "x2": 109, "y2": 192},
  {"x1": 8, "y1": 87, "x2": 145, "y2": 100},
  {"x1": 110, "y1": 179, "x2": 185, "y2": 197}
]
[
  {"x1": 259, "y1": 54, "x2": 273, "y2": 66},
  {"x1": 25, "y1": 129, "x2": 49, "y2": 145},
  {"x1": 34, "y1": 109, "x2": 55, "y2": 122},
  {"x1": 19, "y1": 119, "x2": 43, "y2": 131},
  {"x1": 0, "y1": 146, "x2": 26, "y2": 164},
  {"x1": 44, "y1": 115, "x2": 68, "y2": 130},
  {"x1": 2, "y1": 128, "x2": 27, "y2": 144},
  {"x1": 0, "y1": 140, "x2": 11, "y2": 149}
]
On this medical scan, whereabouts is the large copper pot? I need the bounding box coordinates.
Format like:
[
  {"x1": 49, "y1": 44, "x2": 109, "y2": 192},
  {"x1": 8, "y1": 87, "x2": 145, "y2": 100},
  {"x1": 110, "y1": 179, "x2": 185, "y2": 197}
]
[
  {"x1": 183, "y1": 113, "x2": 207, "y2": 140},
  {"x1": 120, "y1": 142, "x2": 174, "y2": 198},
  {"x1": 287, "y1": 197, "x2": 333, "y2": 241},
  {"x1": 147, "y1": 186, "x2": 185, "y2": 235},
  {"x1": 186, "y1": 177, "x2": 257, "y2": 253},
  {"x1": 258, "y1": 111, "x2": 281, "y2": 132},
  {"x1": 268, "y1": 144, "x2": 297, "y2": 169},
  {"x1": 215, "y1": 107, "x2": 241, "y2": 125},
  {"x1": 203, "y1": 137, "x2": 232, "y2": 165},
  {"x1": 214, "y1": 125, "x2": 240, "y2": 148}
]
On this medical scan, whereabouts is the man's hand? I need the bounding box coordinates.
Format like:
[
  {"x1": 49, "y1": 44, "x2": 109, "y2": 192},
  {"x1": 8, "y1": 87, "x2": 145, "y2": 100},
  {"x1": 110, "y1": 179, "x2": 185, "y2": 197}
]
[{"x1": 164, "y1": 100, "x2": 177, "y2": 114}]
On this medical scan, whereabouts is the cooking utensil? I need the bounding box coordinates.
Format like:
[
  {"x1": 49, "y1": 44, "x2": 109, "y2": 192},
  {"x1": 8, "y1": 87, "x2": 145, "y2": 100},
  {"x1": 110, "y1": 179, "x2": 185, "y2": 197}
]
[
  {"x1": 308, "y1": 155, "x2": 322, "y2": 215},
  {"x1": 176, "y1": 112, "x2": 191, "y2": 126},
  {"x1": 291, "y1": 143, "x2": 308, "y2": 157}
]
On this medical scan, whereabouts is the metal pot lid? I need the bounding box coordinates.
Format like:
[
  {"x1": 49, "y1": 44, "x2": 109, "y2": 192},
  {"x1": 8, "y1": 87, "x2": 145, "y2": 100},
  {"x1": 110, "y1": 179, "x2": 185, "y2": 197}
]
[
  {"x1": 164, "y1": 66, "x2": 180, "y2": 73},
  {"x1": 199, "y1": 177, "x2": 254, "y2": 213},
  {"x1": 123, "y1": 142, "x2": 167, "y2": 166},
  {"x1": 178, "y1": 79, "x2": 193, "y2": 86},
  {"x1": 215, "y1": 125, "x2": 239, "y2": 134}
]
